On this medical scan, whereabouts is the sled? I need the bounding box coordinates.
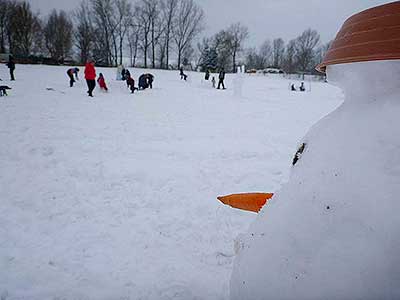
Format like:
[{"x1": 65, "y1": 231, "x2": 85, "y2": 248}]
[{"x1": 217, "y1": 193, "x2": 274, "y2": 213}]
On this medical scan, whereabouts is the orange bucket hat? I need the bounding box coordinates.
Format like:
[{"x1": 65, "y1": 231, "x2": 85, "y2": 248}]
[{"x1": 316, "y1": 1, "x2": 400, "y2": 72}]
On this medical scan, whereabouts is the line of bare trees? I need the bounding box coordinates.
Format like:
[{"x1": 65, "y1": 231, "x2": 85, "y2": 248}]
[
  {"x1": 243, "y1": 29, "x2": 331, "y2": 73},
  {"x1": 0, "y1": 0, "x2": 204, "y2": 68},
  {"x1": 0, "y1": 0, "x2": 330, "y2": 73}
]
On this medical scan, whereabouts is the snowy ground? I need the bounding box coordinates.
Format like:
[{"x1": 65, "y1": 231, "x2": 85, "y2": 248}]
[{"x1": 0, "y1": 65, "x2": 342, "y2": 300}]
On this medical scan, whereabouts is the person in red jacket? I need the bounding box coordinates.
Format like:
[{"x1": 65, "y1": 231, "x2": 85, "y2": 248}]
[
  {"x1": 84, "y1": 60, "x2": 96, "y2": 97},
  {"x1": 97, "y1": 73, "x2": 108, "y2": 92}
]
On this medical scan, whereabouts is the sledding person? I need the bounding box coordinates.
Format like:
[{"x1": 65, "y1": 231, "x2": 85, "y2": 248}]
[
  {"x1": 97, "y1": 73, "x2": 108, "y2": 91},
  {"x1": 84, "y1": 60, "x2": 96, "y2": 97},
  {"x1": 67, "y1": 67, "x2": 80, "y2": 87},
  {"x1": 205, "y1": 69, "x2": 210, "y2": 80},
  {"x1": 180, "y1": 67, "x2": 187, "y2": 81},
  {"x1": 291, "y1": 83, "x2": 296, "y2": 91},
  {"x1": 7, "y1": 55, "x2": 15, "y2": 81},
  {"x1": 299, "y1": 82, "x2": 306, "y2": 92},
  {"x1": 217, "y1": 68, "x2": 226, "y2": 89},
  {"x1": 126, "y1": 74, "x2": 138, "y2": 94}
]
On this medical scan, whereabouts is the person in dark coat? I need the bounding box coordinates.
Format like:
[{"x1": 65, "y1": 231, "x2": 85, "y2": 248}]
[
  {"x1": 126, "y1": 75, "x2": 138, "y2": 94},
  {"x1": 205, "y1": 69, "x2": 210, "y2": 81},
  {"x1": 146, "y1": 73, "x2": 154, "y2": 89},
  {"x1": 121, "y1": 68, "x2": 126, "y2": 81},
  {"x1": 7, "y1": 55, "x2": 15, "y2": 81},
  {"x1": 180, "y1": 67, "x2": 187, "y2": 81},
  {"x1": 217, "y1": 68, "x2": 226, "y2": 89},
  {"x1": 67, "y1": 67, "x2": 80, "y2": 87},
  {"x1": 299, "y1": 82, "x2": 306, "y2": 92},
  {"x1": 138, "y1": 74, "x2": 148, "y2": 90},
  {"x1": 291, "y1": 83, "x2": 296, "y2": 91},
  {"x1": 84, "y1": 60, "x2": 96, "y2": 97}
]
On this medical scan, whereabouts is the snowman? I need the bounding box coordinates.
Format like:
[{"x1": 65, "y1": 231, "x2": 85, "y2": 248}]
[{"x1": 229, "y1": 2, "x2": 400, "y2": 299}]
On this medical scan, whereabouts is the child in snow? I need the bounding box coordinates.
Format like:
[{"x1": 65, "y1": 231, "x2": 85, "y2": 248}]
[
  {"x1": 212, "y1": 76, "x2": 216, "y2": 88},
  {"x1": 126, "y1": 75, "x2": 138, "y2": 94},
  {"x1": 180, "y1": 67, "x2": 187, "y2": 81},
  {"x1": 299, "y1": 82, "x2": 306, "y2": 92},
  {"x1": 97, "y1": 73, "x2": 108, "y2": 92},
  {"x1": 291, "y1": 83, "x2": 296, "y2": 91},
  {"x1": 67, "y1": 67, "x2": 80, "y2": 87}
]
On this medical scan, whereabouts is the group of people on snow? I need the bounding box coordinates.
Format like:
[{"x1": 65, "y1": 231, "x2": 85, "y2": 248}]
[
  {"x1": 291, "y1": 82, "x2": 306, "y2": 92},
  {"x1": 201, "y1": 68, "x2": 226, "y2": 90},
  {"x1": 66, "y1": 60, "x2": 155, "y2": 97}
]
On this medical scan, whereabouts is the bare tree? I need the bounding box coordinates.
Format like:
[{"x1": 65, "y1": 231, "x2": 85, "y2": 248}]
[
  {"x1": 135, "y1": 0, "x2": 154, "y2": 68},
  {"x1": 227, "y1": 22, "x2": 248, "y2": 72},
  {"x1": 173, "y1": 0, "x2": 204, "y2": 68},
  {"x1": 127, "y1": 18, "x2": 140, "y2": 67},
  {"x1": 272, "y1": 38, "x2": 285, "y2": 68},
  {"x1": 74, "y1": 0, "x2": 94, "y2": 64},
  {"x1": 115, "y1": 0, "x2": 132, "y2": 65},
  {"x1": 44, "y1": 10, "x2": 73, "y2": 63},
  {"x1": 0, "y1": 0, "x2": 16, "y2": 53},
  {"x1": 282, "y1": 39, "x2": 296, "y2": 73},
  {"x1": 160, "y1": 0, "x2": 178, "y2": 69},
  {"x1": 294, "y1": 28, "x2": 320, "y2": 72},
  {"x1": 259, "y1": 39, "x2": 272, "y2": 68},
  {"x1": 8, "y1": 1, "x2": 41, "y2": 57},
  {"x1": 91, "y1": 0, "x2": 115, "y2": 65}
]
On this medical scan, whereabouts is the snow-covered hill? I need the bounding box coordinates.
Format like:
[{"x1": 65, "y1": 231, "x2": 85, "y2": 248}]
[{"x1": 0, "y1": 65, "x2": 342, "y2": 299}]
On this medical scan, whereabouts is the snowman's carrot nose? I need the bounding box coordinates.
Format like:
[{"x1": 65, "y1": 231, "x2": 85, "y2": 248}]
[{"x1": 217, "y1": 193, "x2": 274, "y2": 213}]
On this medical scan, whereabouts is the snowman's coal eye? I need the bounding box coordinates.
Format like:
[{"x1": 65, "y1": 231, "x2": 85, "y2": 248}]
[{"x1": 292, "y1": 143, "x2": 306, "y2": 166}]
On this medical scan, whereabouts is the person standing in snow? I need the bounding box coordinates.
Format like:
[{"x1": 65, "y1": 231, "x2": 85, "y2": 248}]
[
  {"x1": 212, "y1": 76, "x2": 216, "y2": 88},
  {"x1": 299, "y1": 82, "x2": 306, "y2": 92},
  {"x1": 84, "y1": 60, "x2": 96, "y2": 97},
  {"x1": 180, "y1": 67, "x2": 187, "y2": 81},
  {"x1": 205, "y1": 69, "x2": 210, "y2": 81},
  {"x1": 97, "y1": 73, "x2": 108, "y2": 92},
  {"x1": 7, "y1": 55, "x2": 15, "y2": 81},
  {"x1": 217, "y1": 68, "x2": 226, "y2": 89},
  {"x1": 67, "y1": 67, "x2": 79, "y2": 87}
]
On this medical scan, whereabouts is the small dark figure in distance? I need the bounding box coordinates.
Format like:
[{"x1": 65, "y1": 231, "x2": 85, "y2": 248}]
[
  {"x1": 97, "y1": 73, "x2": 108, "y2": 91},
  {"x1": 299, "y1": 82, "x2": 306, "y2": 92},
  {"x1": 67, "y1": 67, "x2": 79, "y2": 87},
  {"x1": 291, "y1": 83, "x2": 296, "y2": 91},
  {"x1": 146, "y1": 73, "x2": 154, "y2": 89},
  {"x1": 205, "y1": 69, "x2": 210, "y2": 81},
  {"x1": 217, "y1": 69, "x2": 226, "y2": 89},
  {"x1": 212, "y1": 76, "x2": 216, "y2": 88},
  {"x1": 84, "y1": 60, "x2": 96, "y2": 97},
  {"x1": 180, "y1": 67, "x2": 187, "y2": 81},
  {"x1": 7, "y1": 55, "x2": 15, "y2": 81},
  {"x1": 0, "y1": 85, "x2": 11, "y2": 96},
  {"x1": 126, "y1": 75, "x2": 138, "y2": 94}
]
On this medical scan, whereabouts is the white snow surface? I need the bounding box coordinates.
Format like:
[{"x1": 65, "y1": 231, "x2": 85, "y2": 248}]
[
  {"x1": 231, "y1": 61, "x2": 400, "y2": 299},
  {"x1": 0, "y1": 65, "x2": 342, "y2": 300}
]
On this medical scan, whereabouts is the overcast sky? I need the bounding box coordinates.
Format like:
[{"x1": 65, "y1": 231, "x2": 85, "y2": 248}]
[{"x1": 28, "y1": 0, "x2": 391, "y2": 46}]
